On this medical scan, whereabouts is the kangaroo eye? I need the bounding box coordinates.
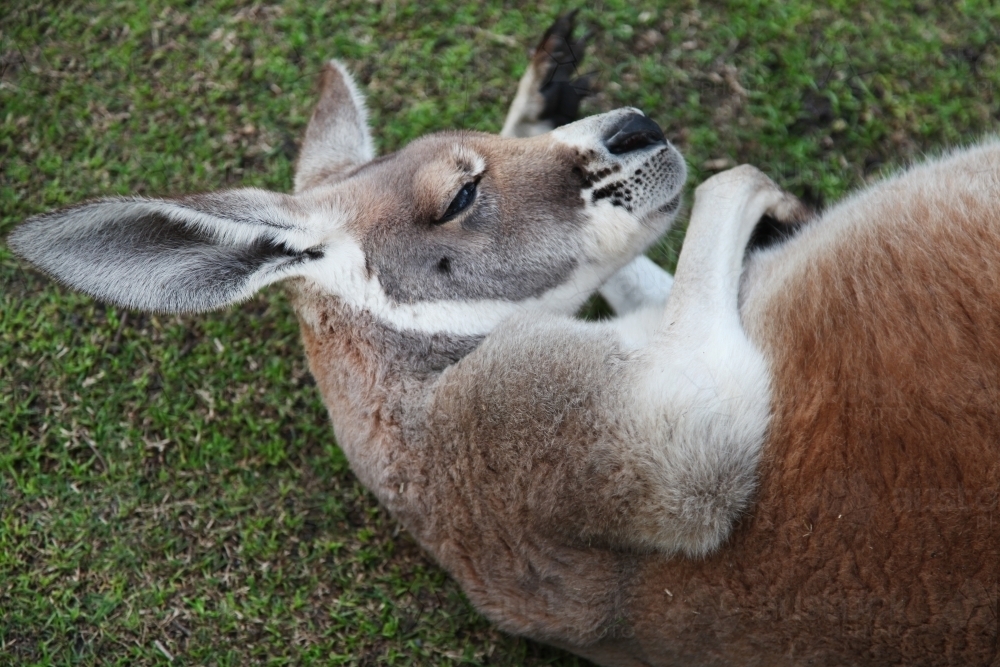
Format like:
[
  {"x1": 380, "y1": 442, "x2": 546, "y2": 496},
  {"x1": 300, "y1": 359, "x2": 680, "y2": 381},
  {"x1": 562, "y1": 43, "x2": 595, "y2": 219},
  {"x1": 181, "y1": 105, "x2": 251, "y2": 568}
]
[{"x1": 437, "y1": 181, "x2": 478, "y2": 224}]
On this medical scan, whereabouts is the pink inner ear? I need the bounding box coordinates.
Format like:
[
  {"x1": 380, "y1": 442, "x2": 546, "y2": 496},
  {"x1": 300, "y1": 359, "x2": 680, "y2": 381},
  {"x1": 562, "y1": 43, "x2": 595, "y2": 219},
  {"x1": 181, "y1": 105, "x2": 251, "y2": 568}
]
[{"x1": 294, "y1": 60, "x2": 375, "y2": 194}]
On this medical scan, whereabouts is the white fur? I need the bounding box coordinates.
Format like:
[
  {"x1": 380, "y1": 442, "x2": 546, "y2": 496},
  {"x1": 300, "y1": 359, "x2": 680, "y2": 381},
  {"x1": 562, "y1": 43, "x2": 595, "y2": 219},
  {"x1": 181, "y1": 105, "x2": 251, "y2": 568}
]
[
  {"x1": 599, "y1": 254, "x2": 674, "y2": 316},
  {"x1": 300, "y1": 232, "x2": 626, "y2": 336},
  {"x1": 548, "y1": 107, "x2": 641, "y2": 150},
  {"x1": 498, "y1": 70, "x2": 670, "y2": 328},
  {"x1": 615, "y1": 168, "x2": 783, "y2": 554},
  {"x1": 8, "y1": 190, "x2": 326, "y2": 313},
  {"x1": 296, "y1": 109, "x2": 687, "y2": 337}
]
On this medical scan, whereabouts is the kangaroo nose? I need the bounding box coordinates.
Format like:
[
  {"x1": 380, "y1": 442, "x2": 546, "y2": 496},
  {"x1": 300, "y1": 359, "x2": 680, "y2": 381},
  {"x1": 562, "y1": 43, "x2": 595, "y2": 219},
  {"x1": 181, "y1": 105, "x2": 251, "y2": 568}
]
[{"x1": 604, "y1": 112, "x2": 666, "y2": 155}]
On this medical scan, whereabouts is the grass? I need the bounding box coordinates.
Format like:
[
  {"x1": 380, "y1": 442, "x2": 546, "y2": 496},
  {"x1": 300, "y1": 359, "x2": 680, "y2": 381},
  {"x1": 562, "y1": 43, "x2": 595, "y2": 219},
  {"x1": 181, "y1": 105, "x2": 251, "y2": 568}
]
[{"x1": 1, "y1": 0, "x2": 999, "y2": 664}]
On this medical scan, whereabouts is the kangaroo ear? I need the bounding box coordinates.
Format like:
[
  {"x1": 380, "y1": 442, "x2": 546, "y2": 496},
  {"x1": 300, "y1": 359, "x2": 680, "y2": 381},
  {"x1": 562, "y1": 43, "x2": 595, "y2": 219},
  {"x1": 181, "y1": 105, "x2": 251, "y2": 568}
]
[
  {"x1": 8, "y1": 189, "x2": 326, "y2": 313},
  {"x1": 294, "y1": 60, "x2": 375, "y2": 193}
]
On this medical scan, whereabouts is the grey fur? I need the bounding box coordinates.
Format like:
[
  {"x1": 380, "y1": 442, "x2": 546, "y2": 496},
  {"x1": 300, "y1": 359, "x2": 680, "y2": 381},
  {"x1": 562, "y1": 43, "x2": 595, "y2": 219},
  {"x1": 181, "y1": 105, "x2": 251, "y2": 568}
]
[
  {"x1": 8, "y1": 33, "x2": 761, "y2": 666},
  {"x1": 8, "y1": 191, "x2": 319, "y2": 313},
  {"x1": 296, "y1": 298, "x2": 641, "y2": 644},
  {"x1": 362, "y1": 133, "x2": 589, "y2": 304}
]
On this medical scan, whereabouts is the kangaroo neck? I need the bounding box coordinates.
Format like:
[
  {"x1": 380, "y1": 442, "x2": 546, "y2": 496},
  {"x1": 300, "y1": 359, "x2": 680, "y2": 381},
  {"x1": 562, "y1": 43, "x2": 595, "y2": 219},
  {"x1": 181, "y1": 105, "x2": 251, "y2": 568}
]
[{"x1": 292, "y1": 285, "x2": 484, "y2": 503}]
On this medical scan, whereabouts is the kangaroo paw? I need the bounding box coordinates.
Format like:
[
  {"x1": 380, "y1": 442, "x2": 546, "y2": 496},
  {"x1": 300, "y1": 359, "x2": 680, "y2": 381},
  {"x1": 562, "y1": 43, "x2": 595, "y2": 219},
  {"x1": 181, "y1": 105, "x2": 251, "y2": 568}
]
[
  {"x1": 501, "y1": 11, "x2": 593, "y2": 137},
  {"x1": 531, "y1": 10, "x2": 593, "y2": 128}
]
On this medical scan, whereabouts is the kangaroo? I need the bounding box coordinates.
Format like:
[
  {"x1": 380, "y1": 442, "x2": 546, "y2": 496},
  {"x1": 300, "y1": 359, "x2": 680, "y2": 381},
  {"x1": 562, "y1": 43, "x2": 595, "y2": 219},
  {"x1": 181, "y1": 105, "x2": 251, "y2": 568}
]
[{"x1": 9, "y1": 16, "x2": 999, "y2": 667}]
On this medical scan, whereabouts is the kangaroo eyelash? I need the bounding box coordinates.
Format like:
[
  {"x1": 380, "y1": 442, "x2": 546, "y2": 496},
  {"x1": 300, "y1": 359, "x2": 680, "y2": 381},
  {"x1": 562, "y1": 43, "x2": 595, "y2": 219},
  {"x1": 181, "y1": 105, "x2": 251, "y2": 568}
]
[{"x1": 435, "y1": 177, "x2": 480, "y2": 224}]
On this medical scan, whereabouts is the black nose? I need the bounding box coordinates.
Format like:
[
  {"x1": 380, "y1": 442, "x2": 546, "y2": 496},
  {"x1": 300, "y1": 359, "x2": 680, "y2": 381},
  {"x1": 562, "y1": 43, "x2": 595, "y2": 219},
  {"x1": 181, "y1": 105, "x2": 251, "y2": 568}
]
[{"x1": 604, "y1": 112, "x2": 666, "y2": 155}]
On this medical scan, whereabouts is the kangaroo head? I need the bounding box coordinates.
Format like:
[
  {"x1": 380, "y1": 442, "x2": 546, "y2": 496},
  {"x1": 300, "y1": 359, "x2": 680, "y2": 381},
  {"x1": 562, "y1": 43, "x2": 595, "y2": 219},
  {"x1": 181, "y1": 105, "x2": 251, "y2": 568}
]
[{"x1": 10, "y1": 61, "x2": 686, "y2": 336}]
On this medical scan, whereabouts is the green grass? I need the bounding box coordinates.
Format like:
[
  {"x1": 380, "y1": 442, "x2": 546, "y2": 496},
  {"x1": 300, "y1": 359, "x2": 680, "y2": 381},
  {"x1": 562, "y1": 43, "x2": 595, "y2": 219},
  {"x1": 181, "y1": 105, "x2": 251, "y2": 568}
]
[{"x1": 2, "y1": 0, "x2": 999, "y2": 664}]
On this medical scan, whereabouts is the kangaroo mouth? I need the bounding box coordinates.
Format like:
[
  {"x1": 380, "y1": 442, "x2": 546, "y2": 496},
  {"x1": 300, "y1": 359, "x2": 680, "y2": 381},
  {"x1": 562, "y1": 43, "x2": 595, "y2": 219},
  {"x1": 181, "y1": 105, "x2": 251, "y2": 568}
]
[
  {"x1": 588, "y1": 146, "x2": 685, "y2": 210},
  {"x1": 625, "y1": 142, "x2": 687, "y2": 223},
  {"x1": 658, "y1": 192, "x2": 683, "y2": 215}
]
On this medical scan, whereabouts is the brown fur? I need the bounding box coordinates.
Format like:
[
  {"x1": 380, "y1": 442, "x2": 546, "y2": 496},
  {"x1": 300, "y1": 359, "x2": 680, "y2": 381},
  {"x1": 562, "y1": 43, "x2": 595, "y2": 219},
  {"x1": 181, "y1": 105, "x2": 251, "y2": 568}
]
[
  {"x1": 12, "y1": 29, "x2": 996, "y2": 664},
  {"x1": 588, "y1": 147, "x2": 1000, "y2": 666},
  {"x1": 295, "y1": 62, "x2": 375, "y2": 192},
  {"x1": 298, "y1": 145, "x2": 1000, "y2": 666},
  {"x1": 296, "y1": 291, "x2": 634, "y2": 646}
]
